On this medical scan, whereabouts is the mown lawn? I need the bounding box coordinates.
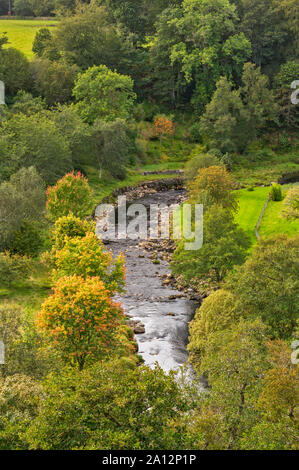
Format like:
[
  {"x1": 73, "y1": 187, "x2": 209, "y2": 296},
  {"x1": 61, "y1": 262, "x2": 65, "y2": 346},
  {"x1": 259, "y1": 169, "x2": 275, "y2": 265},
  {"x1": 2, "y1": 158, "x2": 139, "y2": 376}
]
[
  {"x1": 235, "y1": 184, "x2": 299, "y2": 243},
  {"x1": 0, "y1": 19, "x2": 59, "y2": 58}
]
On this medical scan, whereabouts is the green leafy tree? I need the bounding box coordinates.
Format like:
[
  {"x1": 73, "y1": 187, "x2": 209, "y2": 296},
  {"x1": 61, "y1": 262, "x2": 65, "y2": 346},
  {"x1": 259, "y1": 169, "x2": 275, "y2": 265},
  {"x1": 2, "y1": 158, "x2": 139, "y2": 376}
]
[
  {"x1": 0, "y1": 48, "x2": 30, "y2": 95},
  {"x1": 25, "y1": 359, "x2": 191, "y2": 449},
  {"x1": 275, "y1": 61, "x2": 299, "y2": 128},
  {"x1": 11, "y1": 91, "x2": 46, "y2": 116},
  {"x1": 184, "y1": 153, "x2": 219, "y2": 184},
  {"x1": 200, "y1": 77, "x2": 247, "y2": 153},
  {"x1": 52, "y1": 213, "x2": 95, "y2": 250},
  {"x1": 73, "y1": 65, "x2": 136, "y2": 124},
  {"x1": 188, "y1": 290, "x2": 239, "y2": 371},
  {"x1": 227, "y1": 235, "x2": 299, "y2": 338},
  {"x1": 172, "y1": 205, "x2": 250, "y2": 284},
  {"x1": 32, "y1": 59, "x2": 79, "y2": 106},
  {"x1": 0, "y1": 167, "x2": 46, "y2": 250},
  {"x1": 91, "y1": 118, "x2": 131, "y2": 179},
  {"x1": 2, "y1": 114, "x2": 72, "y2": 184},
  {"x1": 32, "y1": 28, "x2": 52, "y2": 57}
]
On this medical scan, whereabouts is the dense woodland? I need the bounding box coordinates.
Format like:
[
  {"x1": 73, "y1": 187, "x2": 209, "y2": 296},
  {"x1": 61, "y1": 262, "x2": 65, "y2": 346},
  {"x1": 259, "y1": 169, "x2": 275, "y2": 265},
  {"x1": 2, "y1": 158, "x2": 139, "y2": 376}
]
[{"x1": 0, "y1": 0, "x2": 298, "y2": 450}]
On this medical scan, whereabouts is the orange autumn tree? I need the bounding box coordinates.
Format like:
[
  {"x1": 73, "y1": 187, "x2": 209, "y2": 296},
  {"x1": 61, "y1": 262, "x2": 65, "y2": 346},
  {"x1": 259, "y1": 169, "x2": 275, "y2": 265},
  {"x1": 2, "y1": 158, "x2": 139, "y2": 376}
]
[
  {"x1": 189, "y1": 165, "x2": 237, "y2": 212},
  {"x1": 46, "y1": 172, "x2": 93, "y2": 221},
  {"x1": 36, "y1": 275, "x2": 124, "y2": 370},
  {"x1": 51, "y1": 231, "x2": 125, "y2": 293},
  {"x1": 154, "y1": 115, "x2": 175, "y2": 146}
]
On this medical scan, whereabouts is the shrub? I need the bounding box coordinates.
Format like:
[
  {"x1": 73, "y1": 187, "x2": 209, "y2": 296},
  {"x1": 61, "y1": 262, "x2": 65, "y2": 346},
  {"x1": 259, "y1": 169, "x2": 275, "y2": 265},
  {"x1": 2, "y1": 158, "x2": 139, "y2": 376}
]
[
  {"x1": 0, "y1": 253, "x2": 32, "y2": 287},
  {"x1": 271, "y1": 184, "x2": 283, "y2": 201},
  {"x1": 10, "y1": 221, "x2": 43, "y2": 257},
  {"x1": 281, "y1": 187, "x2": 299, "y2": 219},
  {"x1": 46, "y1": 172, "x2": 93, "y2": 221},
  {"x1": 184, "y1": 153, "x2": 219, "y2": 184},
  {"x1": 36, "y1": 275, "x2": 124, "y2": 369},
  {"x1": 52, "y1": 214, "x2": 95, "y2": 249}
]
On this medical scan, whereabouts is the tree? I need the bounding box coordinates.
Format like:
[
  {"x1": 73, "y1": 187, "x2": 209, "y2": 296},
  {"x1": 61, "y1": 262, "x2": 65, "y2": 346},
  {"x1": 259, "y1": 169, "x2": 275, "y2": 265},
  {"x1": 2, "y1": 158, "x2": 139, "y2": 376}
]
[
  {"x1": 195, "y1": 319, "x2": 268, "y2": 449},
  {"x1": 54, "y1": 3, "x2": 136, "y2": 73},
  {"x1": 25, "y1": 359, "x2": 191, "y2": 449},
  {"x1": 188, "y1": 290, "x2": 239, "y2": 371},
  {"x1": 184, "y1": 153, "x2": 220, "y2": 185},
  {"x1": 275, "y1": 61, "x2": 299, "y2": 128},
  {"x1": 73, "y1": 65, "x2": 136, "y2": 124},
  {"x1": 0, "y1": 48, "x2": 30, "y2": 95},
  {"x1": 46, "y1": 172, "x2": 93, "y2": 221},
  {"x1": 91, "y1": 118, "x2": 131, "y2": 179},
  {"x1": 0, "y1": 374, "x2": 42, "y2": 450},
  {"x1": 2, "y1": 113, "x2": 72, "y2": 184},
  {"x1": 36, "y1": 275, "x2": 124, "y2": 370},
  {"x1": 52, "y1": 213, "x2": 95, "y2": 250},
  {"x1": 11, "y1": 91, "x2": 46, "y2": 116},
  {"x1": 51, "y1": 232, "x2": 125, "y2": 294},
  {"x1": 227, "y1": 235, "x2": 299, "y2": 338},
  {"x1": 13, "y1": 0, "x2": 34, "y2": 16},
  {"x1": 172, "y1": 205, "x2": 250, "y2": 284},
  {"x1": 241, "y1": 62, "x2": 279, "y2": 139},
  {"x1": 32, "y1": 28, "x2": 52, "y2": 57},
  {"x1": 151, "y1": 0, "x2": 251, "y2": 112},
  {"x1": 32, "y1": 59, "x2": 79, "y2": 106},
  {"x1": 154, "y1": 115, "x2": 175, "y2": 143},
  {"x1": 189, "y1": 165, "x2": 237, "y2": 212},
  {"x1": 0, "y1": 167, "x2": 46, "y2": 250},
  {"x1": 200, "y1": 77, "x2": 247, "y2": 153}
]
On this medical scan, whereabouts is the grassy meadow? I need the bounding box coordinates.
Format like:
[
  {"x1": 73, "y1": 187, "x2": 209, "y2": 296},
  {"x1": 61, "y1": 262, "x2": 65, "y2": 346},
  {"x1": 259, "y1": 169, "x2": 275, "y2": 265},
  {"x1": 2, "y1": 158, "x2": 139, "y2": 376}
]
[
  {"x1": 235, "y1": 184, "x2": 299, "y2": 243},
  {"x1": 0, "y1": 19, "x2": 59, "y2": 58}
]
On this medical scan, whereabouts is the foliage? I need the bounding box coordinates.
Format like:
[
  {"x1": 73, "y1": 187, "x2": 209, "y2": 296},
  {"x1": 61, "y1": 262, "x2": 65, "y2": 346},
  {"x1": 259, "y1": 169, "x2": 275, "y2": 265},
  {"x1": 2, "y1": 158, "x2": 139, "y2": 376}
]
[
  {"x1": 0, "y1": 47, "x2": 30, "y2": 95},
  {"x1": 0, "y1": 252, "x2": 32, "y2": 288},
  {"x1": 1, "y1": 114, "x2": 72, "y2": 184},
  {"x1": 226, "y1": 235, "x2": 299, "y2": 338},
  {"x1": 36, "y1": 275, "x2": 124, "y2": 369},
  {"x1": 0, "y1": 167, "x2": 46, "y2": 251},
  {"x1": 270, "y1": 183, "x2": 283, "y2": 201},
  {"x1": 46, "y1": 172, "x2": 93, "y2": 221},
  {"x1": 52, "y1": 213, "x2": 95, "y2": 250},
  {"x1": 281, "y1": 187, "x2": 299, "y2": 219},
  {"x1": 11, "y1": 91, "x2": 46, "y2": 116},
  {"x1": 51, "y1": 232, "x2": 125, "y2": 294},
  {"x1": 172, "y1": 205, "x2": 250, "y2": 283},
  {"x1": 154, "y1": 115, "x2": 175, "y2": 141},
  {"x1": 184, "y1": 153, "x2": 219, "y2": 184},
  {"x1": 32, "y1": 28, "x2": 52, "y2": 57},
  {"x1": 90, "y1": 118, "x2": 132, "y2": 179},
  {"x1": 10, "y1": 221, "x2": 43, "y2": 257},
  {"x1": 0, "y1": 374, "x2": 42, "y2": 450},
  {"x1": 188, "y1": 290, "x2": 239, "y2": 371},
  {"x1": 73, "y1": 65, "x2": 136, "y2": 124},
  {"x1": 189, "y1": 165, "x2": 237, "y2": 212},
  {"x1": 32, "y1": 59, "x2": 79, "y2": 106},
  {"x1": 25, "y1": 359, "x2": 192, "y2": 450}
]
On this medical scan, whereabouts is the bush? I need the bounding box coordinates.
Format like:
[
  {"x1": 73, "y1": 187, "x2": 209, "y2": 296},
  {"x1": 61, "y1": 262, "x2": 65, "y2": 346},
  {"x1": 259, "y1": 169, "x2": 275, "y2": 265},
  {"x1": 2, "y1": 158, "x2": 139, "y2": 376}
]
[
  {"x1": 46, "y1": 172, "x2": 93, "y2": 221},
  {"x1": 271, "y1": 184, "x2": 283, "y2": 201},
  {"x1": 0, "y1": 253, "x2": 32, "y2": 287},
  {"x1": 281, "y1": 187, "x2": 299, "y2": 219},
  {"x1": 184, "y1": 153, "x2": 219, "y2": 184},
  {"x1": 52, "y1": 214, "x2": 95, "y2": 249},
  {"x1": 189, "y1": 122, "x2": 202, "y2": 142},
  {"x1": 10, "y1": 221, "x2": 43, "y2": 257}
]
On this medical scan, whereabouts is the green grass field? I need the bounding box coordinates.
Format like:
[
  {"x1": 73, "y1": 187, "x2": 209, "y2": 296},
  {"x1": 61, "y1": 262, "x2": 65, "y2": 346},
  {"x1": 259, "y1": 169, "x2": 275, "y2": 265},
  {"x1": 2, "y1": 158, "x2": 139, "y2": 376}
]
[
  {"x1": 0, "y1": 19, "x2": 59, "y2": 58},
  {"x1": 235, "y1": 184, "x2": 299, "y2": 243}
]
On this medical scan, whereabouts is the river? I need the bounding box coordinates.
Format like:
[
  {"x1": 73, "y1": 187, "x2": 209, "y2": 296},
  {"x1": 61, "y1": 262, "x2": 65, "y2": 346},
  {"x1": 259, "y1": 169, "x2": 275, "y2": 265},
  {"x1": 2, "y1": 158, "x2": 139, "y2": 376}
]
[{"x1": 95, "y1": 188, "x2": 199, "y2": 372}]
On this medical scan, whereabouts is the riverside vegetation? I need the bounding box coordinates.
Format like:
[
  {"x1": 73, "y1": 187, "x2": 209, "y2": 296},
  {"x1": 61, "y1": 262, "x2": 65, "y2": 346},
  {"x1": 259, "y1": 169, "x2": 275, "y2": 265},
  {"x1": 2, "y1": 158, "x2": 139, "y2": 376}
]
[{"x1": 0, "y1": 0, "x2": 298, "y2": 450}]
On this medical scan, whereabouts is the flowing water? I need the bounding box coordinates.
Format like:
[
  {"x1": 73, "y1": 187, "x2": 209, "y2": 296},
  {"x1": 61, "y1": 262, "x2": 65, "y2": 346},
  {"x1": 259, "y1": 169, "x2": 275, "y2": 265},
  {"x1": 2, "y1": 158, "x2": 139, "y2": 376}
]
[{"x1": 96, "y1": 189, "x2": 197, "y2": 373}]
